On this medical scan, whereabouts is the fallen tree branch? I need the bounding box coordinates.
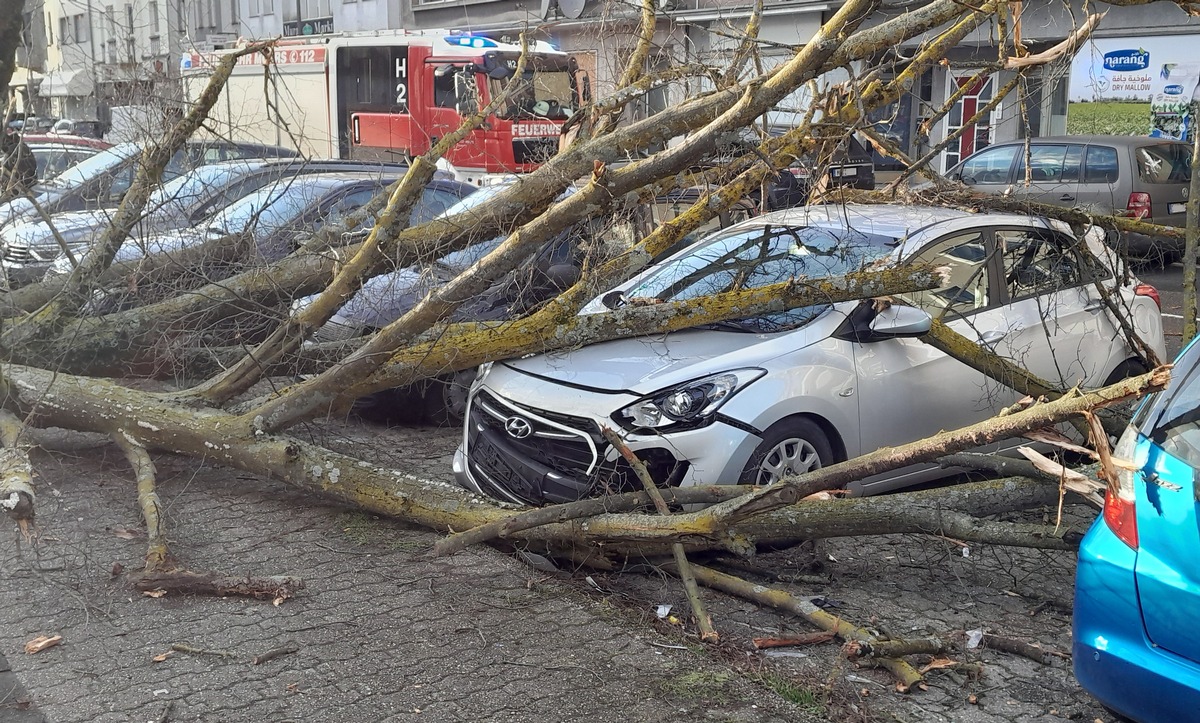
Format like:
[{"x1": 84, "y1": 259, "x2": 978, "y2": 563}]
[
  {"x1": 685, "y1": 563, "x2": 925, "y2": 692},
  {"x1": 112, "y1": 431, "x2": 172, "y2": 572},
  {"x1": 0, "y1": 409, "x2": 33, "y2": 522},
  {"x1": 603, "y1": 427, "x2": 718, "y2": 642},
  {"x1": 434, "y1": 485, "x2": 749, "y2": 556},
  {"x1": 136, "y1": 571, "x2": 304, "y2": 601}
]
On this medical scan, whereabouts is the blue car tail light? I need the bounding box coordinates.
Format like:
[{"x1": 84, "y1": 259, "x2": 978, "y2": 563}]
[{"x1": 1103, "y1": 426, "x2": 1142, "y2": 549}]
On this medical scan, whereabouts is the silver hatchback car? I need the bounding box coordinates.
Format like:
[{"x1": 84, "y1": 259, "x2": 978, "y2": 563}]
[
  {"x1": 453, "y1": 204, "x2": 1165, "y2": 505},
  {"x1": 947, "y1": 135, "x2": 1191, "y2": 263}
]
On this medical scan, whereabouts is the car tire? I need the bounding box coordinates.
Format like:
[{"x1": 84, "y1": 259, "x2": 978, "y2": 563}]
[
  {"x1": 738, "y1": 417, "x2": 835, "y2": 486},
  {"x1": 423, "y1": 369, "x2": 477, "y2": 427}
]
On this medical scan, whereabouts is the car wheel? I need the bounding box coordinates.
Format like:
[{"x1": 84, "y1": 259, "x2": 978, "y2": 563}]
[
  {"x1": 739, "y1": 417, "x2": 835, "y2": 486},
  {"x1": 423, "y1": 369, "x2": 477, "y2": 426}
]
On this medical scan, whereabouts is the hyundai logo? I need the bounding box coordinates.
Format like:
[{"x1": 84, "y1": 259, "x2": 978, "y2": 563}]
[{"x1": 504, "y1": 416, "x2": 533, "y2": 439}]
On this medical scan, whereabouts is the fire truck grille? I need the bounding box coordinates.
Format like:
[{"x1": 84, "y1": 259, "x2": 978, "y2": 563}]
[{"x1": 513, "y1": 138, "x2": 558, "y2": 165}]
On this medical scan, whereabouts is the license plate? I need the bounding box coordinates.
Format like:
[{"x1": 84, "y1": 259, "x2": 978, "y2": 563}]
[
  {"x1": 1170, "y1": 202, "x2": 1188, "y2": 214},
  {"x1": 837, "y1": 167, "x2": 858, "y2": 177},
  {"x1": 474, "y1": 437, "x2": 517, "y2": 484}
]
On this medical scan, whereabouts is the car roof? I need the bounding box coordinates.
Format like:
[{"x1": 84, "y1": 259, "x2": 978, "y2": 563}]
[
  {"x1": 745, "y1": 203, "x2": 1059, "y2": 245},
  {"x1": 990, "y1": 135, "x2": 1188, "y2": 148},
  {"x1": 20, "y1": 134, "x2": 112, "y2": 149}
]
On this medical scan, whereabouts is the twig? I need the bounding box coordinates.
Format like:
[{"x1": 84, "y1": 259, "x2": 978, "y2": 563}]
[
  {"x1": 112, "y1": 431, "x2": 172, "y2": 573},
  {"x1": 685, "y1": 563, "x2": 925, "y2": 692},
  {"x1": 252, "y1": 643, "x2": 300, "y2": 665},
  {"x1": 753, "y1": 631, "x2": 837, "y2": 649},
  {"x1": 981, "y1": 633, "x2": 1051, "y2": 665},
  {"x1": 155, "y1": 700, "x2": 173, "y2": 723},
  {"x1": 170, "y1": 643, "x2": 237, "y2": 659},
  {"x1": 602, "y1": 427, "x2": 718, "y2": 643}
]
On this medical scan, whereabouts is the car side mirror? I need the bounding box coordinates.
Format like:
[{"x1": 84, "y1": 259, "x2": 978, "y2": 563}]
[
  {"x1": 868, "y1": 305, "x2": 932, "y2": 339},
  {"x1": 544, "y1": 263, "x2": 580, "y2": 290}
]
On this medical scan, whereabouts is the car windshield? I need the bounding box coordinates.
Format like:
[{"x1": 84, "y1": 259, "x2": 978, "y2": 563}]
[
  {"x1": 46, "y1": 143, "x2": 140, "y2": 189},
  {"x1": 621, "y1": 223, "x2": 899, "y2": 332},
  {"x1": 432, "y1": 181, "x2": 569, "y2": 270},
  {"x1": 207, "y1": 177, "x2": 334, "y2": 237},
  {"x1": 146, "y1": 162, "x2": 259, "y2": 215},
  {"x1": 488, "y1": 58, "x2": 577, "y2": 121}
]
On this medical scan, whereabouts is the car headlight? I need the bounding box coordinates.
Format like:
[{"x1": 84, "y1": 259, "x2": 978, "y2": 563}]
[
  {"x1": 474, "y1": 361, "x2": 494, "y2": 388},
  {"x1": 617, "y1": 369, "x2": 765, "y2": 430}
]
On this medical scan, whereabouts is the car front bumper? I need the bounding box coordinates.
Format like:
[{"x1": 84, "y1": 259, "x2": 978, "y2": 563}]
[
  {"x1": 1074, "y1": 517, "x2": 1200, "y2": 721},
  {"x1": 452, "y1": 381, "x2": 763, "y2": 505}
]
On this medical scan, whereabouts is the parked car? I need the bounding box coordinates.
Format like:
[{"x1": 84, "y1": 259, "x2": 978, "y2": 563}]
[
  {"x1": 946, "y1": 136, "x2": 1191, "y2": 264},
  {"x1": 1073, "y1": 338, "x2": 1200, "y2": 722},
  {"x1": 6, "y1": 116, "x2": 58, "y2": 134},
  {"x1": 0, "y1": 139, "x2": 298, "y2": 285},
  {"x1": 49, "y1": 118, "x2": 106, "y2": 139},
  {"x1": 715, "y1": 130, "x2": 877, "y2": 207},
  {"x1": 9, "y1": 158, "x2": 455, "y2": 283},
  {"x1": 19, "y1": 134, "x2": 112, "y2": 182},
  {"x1": 48, "y1": 171, "x2": 475, "y2": 311},
  {"x1": 452, "y1": 204, "x2": 1165, "y2": 506},
  {"x1": 308, "y1": 180, "x2": 758, "y2": 424}
]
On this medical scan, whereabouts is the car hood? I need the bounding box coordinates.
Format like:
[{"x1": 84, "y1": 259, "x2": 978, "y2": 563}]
[
  {"x1": 502, "y1": 322, "x2": 825, "y2": 395},
  {"x1": 3, "y1": 210, "x2": 119, "y2": 249},
  {"x1": 112, "y1": 228, "x2": 209, "y2": 263}
]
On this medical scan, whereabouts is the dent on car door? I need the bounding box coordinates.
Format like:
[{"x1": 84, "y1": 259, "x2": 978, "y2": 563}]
[
  {"x1": 853, "y1": 230, "x2": 1001, "y2": 455},
  {"x1": 986, "y1": 227, "x2": 1119, "y2": 388}
]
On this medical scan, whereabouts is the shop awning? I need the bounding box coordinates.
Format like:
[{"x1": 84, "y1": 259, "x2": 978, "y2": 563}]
[
  {"x1": 8, "y1": 67, "x2": 43, "y2": 88},
  {"x1": 40, "y1": 68, "x2": 93, "y2": 97}
]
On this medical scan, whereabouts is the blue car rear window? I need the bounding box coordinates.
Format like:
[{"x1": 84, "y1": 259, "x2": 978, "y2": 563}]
[{"x1": 1136, "y1": 340, "x2": 1200, "y2": 464}]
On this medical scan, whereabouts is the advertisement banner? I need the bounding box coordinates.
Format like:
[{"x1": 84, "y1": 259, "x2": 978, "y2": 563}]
[{"x1": 1068, "y1": 34, "x2": 1200, "y2": 138}]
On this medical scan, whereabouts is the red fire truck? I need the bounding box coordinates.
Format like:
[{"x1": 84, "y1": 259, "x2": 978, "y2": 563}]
[{"x1": 182, "y1": 31, "x2": 585, "y2": 183}]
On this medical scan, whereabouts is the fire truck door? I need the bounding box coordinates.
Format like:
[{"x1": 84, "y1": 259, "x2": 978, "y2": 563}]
[{"x1": 427, "y1": 63, "x2": 485, "y2": 167}]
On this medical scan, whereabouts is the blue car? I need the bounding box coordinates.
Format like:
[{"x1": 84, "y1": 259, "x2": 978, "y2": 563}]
[{"x1": 1074, "y1": 338, "x2": 1200, "y2": 721}]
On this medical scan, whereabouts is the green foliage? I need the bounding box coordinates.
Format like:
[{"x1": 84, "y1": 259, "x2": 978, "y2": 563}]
[
  {"x1": 659, "y1": 670, "x2": 735, "y2": 703},
  {"x1": 1067, "y1": 102, "x2": 1151, "y2": 136},
  {"x1": 758, "y1": 673, "x2": 826, "y2": 714}
]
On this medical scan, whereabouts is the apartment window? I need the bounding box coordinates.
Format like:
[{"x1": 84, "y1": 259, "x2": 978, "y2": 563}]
[
  {"x1": 149, "y1": 1, "x2": 160, "y2": 31},
  {"x1": 73, "y1": 14, "x2": 88, "y2": 44},
  {"x1": 105, "y1": 6, "x2": 115, "y2": 36},
  {"x1": 302, "y1": 0, "x2": 330, "y2": 17},
  {"x1": 46, "y1": 13, "x2": 53, "y2": 44},
  {"x1": 58, "y1": 16, "x2": 69, "y2": 44},
  {"x1": 150, "y1": 35, "x2": 161, "y2": 55},
  {"x1": 106, "y1": 38, "x2": 116, "y2": 63},
  {"x1": 230, "y1": 0, "x2": 238, "y2": 24},
  {"x1": 262, "y1": 0, "x2": 274, "y2": 14},
  {"x1": 249, "y1": 0, "x2": 260, "y2": 16},
  {"x1": 125, "y1": 4, "x2": 134, "y2": 31}
]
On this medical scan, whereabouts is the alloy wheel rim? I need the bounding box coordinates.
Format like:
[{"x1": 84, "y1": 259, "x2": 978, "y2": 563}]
[{"x1": 756, "y1": 437, "x2": 821, "y2": 485}]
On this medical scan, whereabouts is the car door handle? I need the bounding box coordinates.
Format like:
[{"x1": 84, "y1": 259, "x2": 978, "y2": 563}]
[
  {"x1": 979, "y1": 330, "x2": 1007, "y2": 347},
  {"x1": 1059, "y1": 194, "x2": 1075, "y2": 202}
]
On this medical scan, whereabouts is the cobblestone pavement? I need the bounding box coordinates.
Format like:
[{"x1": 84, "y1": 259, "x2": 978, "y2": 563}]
[{"x1": 0, "y1": 421, "x2": 1119, "y2": 723}]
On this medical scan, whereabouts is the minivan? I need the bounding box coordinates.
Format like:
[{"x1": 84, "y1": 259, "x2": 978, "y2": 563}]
[{"x1": 947, "y1": 136, "x2": 1191, "y2": 264}]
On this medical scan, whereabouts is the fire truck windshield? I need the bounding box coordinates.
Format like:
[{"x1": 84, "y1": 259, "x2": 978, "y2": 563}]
[{"x1": 487, "y1": 58, "x2": 577, "y2": 121}]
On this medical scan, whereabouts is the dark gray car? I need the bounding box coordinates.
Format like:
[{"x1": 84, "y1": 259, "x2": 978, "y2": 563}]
[{"x1": 948, "y1": 135, "x2": 1191, "y2": 263}]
